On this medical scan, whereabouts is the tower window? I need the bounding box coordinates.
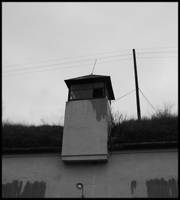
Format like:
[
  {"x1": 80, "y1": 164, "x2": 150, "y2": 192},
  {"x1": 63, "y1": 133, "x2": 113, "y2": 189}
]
[
  {"x1": 69, "y1": 82, "x2": 105, "y2": 100},
  {"x1": 93, "y1": 88, "x2": 104, "y2": 98}
]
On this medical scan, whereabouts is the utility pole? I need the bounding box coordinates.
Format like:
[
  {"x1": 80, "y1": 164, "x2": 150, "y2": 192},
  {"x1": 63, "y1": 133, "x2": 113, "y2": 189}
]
[{"x1": 132, "y1": 49, "x2": 141, "y2": 120}]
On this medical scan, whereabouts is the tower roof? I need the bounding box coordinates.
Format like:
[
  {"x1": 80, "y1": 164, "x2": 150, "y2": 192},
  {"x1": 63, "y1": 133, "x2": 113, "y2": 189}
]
[{"x1": 65, "y1": 74, "x2": 115, "y2": 100}]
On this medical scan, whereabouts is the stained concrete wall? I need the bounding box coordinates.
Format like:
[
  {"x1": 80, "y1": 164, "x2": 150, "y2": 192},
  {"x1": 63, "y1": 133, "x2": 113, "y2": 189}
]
[
  {"x1": 62, "y1": 98, "x2": 111, "y2": 161},
  {"x1": 2, "y1": 149, "x2": 178, "y2": 198}
]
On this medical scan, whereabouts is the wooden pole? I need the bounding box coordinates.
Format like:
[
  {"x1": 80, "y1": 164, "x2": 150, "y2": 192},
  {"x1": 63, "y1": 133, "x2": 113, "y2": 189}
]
[{"x1": 132, "y1": 49, "x2": 141, "y2": 120}]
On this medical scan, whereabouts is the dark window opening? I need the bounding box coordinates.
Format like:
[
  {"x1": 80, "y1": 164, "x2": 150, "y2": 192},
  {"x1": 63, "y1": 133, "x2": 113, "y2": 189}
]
[
  {"x1": 93, "y1": 88, "x2": 104, "y2": 98},
  {"x1": 68, "y1": 82, "x2": 106, "y2": 101}
]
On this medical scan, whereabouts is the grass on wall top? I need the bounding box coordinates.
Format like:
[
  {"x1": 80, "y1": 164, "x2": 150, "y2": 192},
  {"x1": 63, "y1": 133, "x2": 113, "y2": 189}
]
[{"x1": 2, "y1": 106, "x2": 178, "y2": 151}]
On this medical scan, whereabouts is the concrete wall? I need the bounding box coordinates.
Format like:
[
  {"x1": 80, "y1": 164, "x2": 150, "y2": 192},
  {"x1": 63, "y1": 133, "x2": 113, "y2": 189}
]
[
  {"x1": 2, "y1": 149, "x2": 178, "y2": 198},
  {"x1": 62, "y1": 98, "x2": 111, "y2": 161}
]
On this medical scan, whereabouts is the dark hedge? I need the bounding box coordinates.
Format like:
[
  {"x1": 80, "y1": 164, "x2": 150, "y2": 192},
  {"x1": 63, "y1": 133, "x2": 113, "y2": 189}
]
[{"x1": 2, "y1": 115, "x2": 178, "y2": 152}]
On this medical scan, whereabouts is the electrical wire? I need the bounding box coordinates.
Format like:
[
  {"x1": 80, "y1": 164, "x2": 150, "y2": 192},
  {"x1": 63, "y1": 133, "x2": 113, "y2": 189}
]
[
  {"x1": 4, "y1": 58, "x2": 94, "y2": 71},
  {"x1": 112, "y1": 89, "x2": 135, "y2": 103},
  {"x1": 3, "y1": 58, "x2": 131, "y2": 77},
  {"x1": 3, "y1": 48, "x2": 177, "y2": 73},
  {"x1": 136, "y1": 46, "x2": 177, "y2": 51},
  {"x1": 4, "y1": 49, "x2": 131, "y2": 69},
  {"x1": 139, "y1": 88, "x2": 156, "y2": 112},
  {"x1": 4, "y1": 56, "x2": 132, "y2": 76},
  {"x1": 136, "y1": 56, "x2": 177, "y2": 60},
  {"x1": 3, "y1": 54, "x2": 177, "y2": 77},
  {"x1": 3, "y1": 58, "x2": 133, "y2": 77},
  {"x1": 3, "y1": 54, "x2": 132, "y2": 75},
  {"x1": 3, "y1": 53, "x2": 132, "y2": 73},
  {"x1": 137, "y1": 50, "x2": 177, "y2": 55},
  {"x1": 4, "y1": 46, "x2": 177, "y2": 69},
  {"x1": 4, "y1": 52, "x2": 177, "y2": 74},
  {"x1": 3, "y1": 47, "x2": 177, "y2": 76},
  {"x1": 3, "y1": 63, "x2": 91, "y2": 77},
  {"x1": 4, "y1": 50, "x2": 177, "y2": 74}
]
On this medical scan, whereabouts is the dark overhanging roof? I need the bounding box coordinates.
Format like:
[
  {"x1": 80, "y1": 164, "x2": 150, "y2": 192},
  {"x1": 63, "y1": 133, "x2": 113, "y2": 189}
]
[{"x1": 65, "y1": 74, "x2": 115, "y2": 100}]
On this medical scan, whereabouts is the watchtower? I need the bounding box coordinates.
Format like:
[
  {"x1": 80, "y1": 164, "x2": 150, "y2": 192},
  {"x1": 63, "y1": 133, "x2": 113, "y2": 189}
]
[{"x1": 61, "y1": 74, "x2": 115, "y2": 162}]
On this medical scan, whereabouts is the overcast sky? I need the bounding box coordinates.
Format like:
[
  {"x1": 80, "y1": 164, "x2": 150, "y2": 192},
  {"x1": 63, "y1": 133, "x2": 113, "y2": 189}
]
[{"x1": 2, "y1": 2, "x2": 178, "y2": 125}]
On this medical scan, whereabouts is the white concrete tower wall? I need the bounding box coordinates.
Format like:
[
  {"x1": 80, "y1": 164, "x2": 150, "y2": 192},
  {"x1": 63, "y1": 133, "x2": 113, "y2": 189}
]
[{"x1": 62, "y1": 98, "x2": 111, "y2": 161}]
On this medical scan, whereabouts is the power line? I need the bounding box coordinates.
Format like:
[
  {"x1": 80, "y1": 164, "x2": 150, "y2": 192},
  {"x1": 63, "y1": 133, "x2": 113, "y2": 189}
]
[
  {"x1": 4, "y1": 58, "x2": 93, "y2": 72},
  {"x1": 136, "y1": 56, "x2": 177, "y2": 60},
  {"x1": 3, "y1": 47, "x2": 178, "y2": 77},
  {"x1": 3, "y1": 53, "x2": 177, "y2": 77},
  {"x1": 3, "y1": 64, "x2": 92, "y2": 77},
  {"x1": 3, "y1": 58, "x2": 133, "y2": 77},
  {"x1": 137, "y1": 50, "x2": 177, "y2": 55},
  {"x1": 3, "y1": 53, "x2": 132, "y2": 73},
  {"x1": 139, "y1": 88, "x2": 156, "y2": 112},
  {"x1": 136, "y1": 46, "x2": 177, "y2": 51},
  {"x1": 3, "y1": 58, "x2": 134, "y2": 77},
  {"x1": 3, "y1": 54, "x2": 132, "y2": 75},
  {"x1": 4, "y1": 52, "x2": 177, "y2": 75},
  {"x1": 97, "y1": 57, "x2": 132, "y2": 64},
  {"x1": 4, "y1": 46, "x2": 177, "y2": 69},
  {"x1": 112, "y1": 89, "x2": 135, "y2": 103},
  {"x1": 4, "y1": 49, "x2": 131, "y2": 69},
  {"x1": 4, "y1": 50, "x2": 177, "y2": 74},
  {"x1": 3, "y1": 49, "x2": 177, "y2": 74},
  {"x1": 3, "y1": 57, "x2": 129, "y2": 76}
]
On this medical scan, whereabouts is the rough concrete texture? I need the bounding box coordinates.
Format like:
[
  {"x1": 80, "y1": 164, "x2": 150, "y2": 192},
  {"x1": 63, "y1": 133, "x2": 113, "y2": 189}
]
[
  {"x1": 62, "y1": 98, "x2": 111, "y2": 161},
  {"x1": 2, "y1": 149, "x2": 178, "y2": 198}
]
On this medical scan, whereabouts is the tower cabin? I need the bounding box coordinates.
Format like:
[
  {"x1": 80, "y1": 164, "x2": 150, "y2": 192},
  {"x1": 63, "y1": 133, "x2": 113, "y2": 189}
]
[{"x1": 62, "y1": 74, "x2": 115, "y2": 162}]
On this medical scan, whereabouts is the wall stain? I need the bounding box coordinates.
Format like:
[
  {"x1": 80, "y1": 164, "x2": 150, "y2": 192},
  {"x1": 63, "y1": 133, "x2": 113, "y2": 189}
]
[
  {"x1": 90, "y1": 100, "x2": 106, "y2": 121},
  {"x1": 146, "y1": 178, "x2": 178, "y2": 198},
  {"x1": 2, "y1": 180, "x2": 46, "y2": 198},
  {"x1": 168, "y1": 178, "x2": 178, "y2": 197},
  {"x1": 131, "y1": 180, "x2": 137, "y2": 195}
]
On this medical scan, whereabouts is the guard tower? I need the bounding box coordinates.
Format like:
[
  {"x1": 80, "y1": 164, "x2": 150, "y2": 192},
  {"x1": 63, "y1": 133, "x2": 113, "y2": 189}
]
[{"x1": 61, "y1": 74, "x2": 115, "y2": 162}]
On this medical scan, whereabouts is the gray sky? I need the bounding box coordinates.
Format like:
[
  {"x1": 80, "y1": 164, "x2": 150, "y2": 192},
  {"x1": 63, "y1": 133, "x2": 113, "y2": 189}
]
[{"x1": 2, "y1": 2, "x2": 178, "y2": 125}]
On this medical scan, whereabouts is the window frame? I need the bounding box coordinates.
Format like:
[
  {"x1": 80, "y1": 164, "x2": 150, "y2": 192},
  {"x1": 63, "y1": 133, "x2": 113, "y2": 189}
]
[{"x1": 68, "y1": 82, "x2": 106, "y2": 101}]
